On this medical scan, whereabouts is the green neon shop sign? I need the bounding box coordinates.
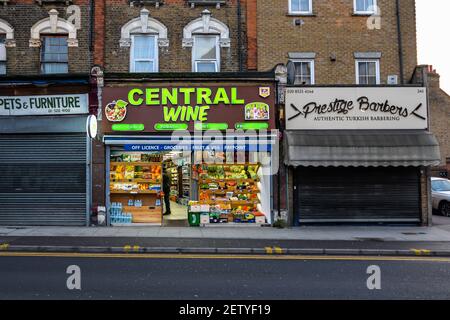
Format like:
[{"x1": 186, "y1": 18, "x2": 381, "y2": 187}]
[
  {"x1": 112, "y1": 124, "x2": 145, "y2": 131},
  {"x1": 194, "y1": 123, "x2": 229, "y2": 131},
  {"x1": 154, "y1": 123, "x2": 189, "y2": 131},
  {"x1": 235, "y1": 123, "x2": 269, "y2": 130}
]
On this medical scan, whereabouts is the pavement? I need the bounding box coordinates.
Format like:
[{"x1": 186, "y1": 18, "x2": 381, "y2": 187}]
[
  {"x1": 0, "y1": 215, "x2": 450, "y2": 257},
  {"x1": 1, "y1": 253, "x2": 450, "y2": 299}
]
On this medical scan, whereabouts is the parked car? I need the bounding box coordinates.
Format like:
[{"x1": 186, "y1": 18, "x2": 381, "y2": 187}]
[{"x1": 431, "y1": 177, "x2": 450, "y2": 217}]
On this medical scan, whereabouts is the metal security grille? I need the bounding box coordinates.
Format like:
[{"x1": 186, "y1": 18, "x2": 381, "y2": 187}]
[
  {"x1": 0, "y1": 134, "x2": 87, "y2": 226},
  {"x1": 295, "y1": 167, "x2": 421, "y2": 224}
]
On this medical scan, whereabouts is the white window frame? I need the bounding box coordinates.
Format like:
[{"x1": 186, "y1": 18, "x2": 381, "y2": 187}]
[
  {"x1": 0, "y1": 34, "x2": 6, "y2": 75},
  {"x1": 130, "y1": 34, "x2": 159, "y2": 73},
  {"x1": 291, "y1": 59, "x2": 315, "y2": 85},
  {"x1": 353, "y1": 0, "x2": 377, "y2": 15},
  {"x1": 192, "y1": 35, "x2": 220, "y2": 73},
  {"x1": 355, "y1": 59, "x2": 380, "y2": 85},
  {"x1": 289, "y1": 0, "x2": 313, "y2": 14}
]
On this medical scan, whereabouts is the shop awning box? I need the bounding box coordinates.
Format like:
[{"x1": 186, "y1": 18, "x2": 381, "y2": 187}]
[{"x1": 284, "y1": 130, "x2": 441, "y2": 167}]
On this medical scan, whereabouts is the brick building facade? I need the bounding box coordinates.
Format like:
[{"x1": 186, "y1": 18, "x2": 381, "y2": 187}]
[
  {"x1": 412, "y1": 65, "x2": 450, "y2": 177},
  {"x1": 0, "y1": 0, "x2": 91, "y2": 76},
  {"x1": 254, "y1": 0, "x2": 440, "y2": 226},
  {"x1": 0, "y1": 1, "x2": 93, "y2": 226},
  {"x1": 255, "y1": 0, "x2": 418, "y2": 83},
  {"x1": 91, "y1": 0, "x2": 248, "y2": 73},
  {"x1": 0, "y1": 0, "x2": 447, "y2": 226}
]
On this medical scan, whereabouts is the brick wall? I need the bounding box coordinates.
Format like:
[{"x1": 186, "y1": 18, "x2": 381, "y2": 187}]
[
  {"x1": 415, "y1": 67, "x2": 450, "y2": 173},
  {"x1": 256, "y1": 0, "x2": 418, "y2": 84},
  {"x1": 420, "y1": 167, "x2": 432, "y2": 226},
  {"x1": 0, "y1": 1, "x2": 91, "y2": 75},
  {"x1": 103, "y1": 0, "x2": 246, "y2": 73},
  {"x1": 246, "y1": 0, "x2": 257, "y2": 70}
]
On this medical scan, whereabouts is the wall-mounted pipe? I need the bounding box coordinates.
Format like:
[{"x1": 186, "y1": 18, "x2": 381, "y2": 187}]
[{"x1": 396, "y1": 0, "x2": 405, "y2": 84}]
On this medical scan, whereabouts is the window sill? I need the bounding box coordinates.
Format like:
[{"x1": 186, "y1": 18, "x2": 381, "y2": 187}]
[
  {"x1": 286, "y1": 13, "x2": 316, "y2": 17},
  {"x1": 352, "y1": 12, "x2": 376, "y2": 16}
]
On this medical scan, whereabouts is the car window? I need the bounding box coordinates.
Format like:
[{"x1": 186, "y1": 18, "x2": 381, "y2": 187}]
[{"x1": 432, "y1": 180, "x2": 450, "y2": 192}]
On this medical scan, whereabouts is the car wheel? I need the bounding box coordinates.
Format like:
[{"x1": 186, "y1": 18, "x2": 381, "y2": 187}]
[{"x1": 439, "y1": 202, "x2": 450, "y2": 217}]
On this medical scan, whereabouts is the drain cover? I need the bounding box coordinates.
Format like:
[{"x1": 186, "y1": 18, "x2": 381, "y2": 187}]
[
  {"x1": 354, "y1": 237, "x2": 387, "y2": 242},
  {"x1": 402, "y1": 232, "x2": 427, "y2": 235}
]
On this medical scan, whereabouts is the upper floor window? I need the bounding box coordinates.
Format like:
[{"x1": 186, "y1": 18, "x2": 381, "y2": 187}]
[
  {"x1": 41, "y1": 35, "x2": 68, "y2": 74},
  {"x1": 131, "y1": 35, "x2": 158, "y2": 73},
  {"x1": 193, "y1": 35, "x2": 219, "y2": 72},
  {"x1": 0, "y1": 35, "x2": 6, "y2": 75},
  {"x1": 120, "y1": 9, "x2": 169, "y2": 73},
  {"x1": 289, "y1": 0, "x2": 312, "y2": 14},
  {"x1": 291, "y1": 59, "x2": 315, "y2": 85},
  {"x1": 0, "y1": 18, "x2": 16, "y2": 75},
  {"x1": 183, "y1": 10, "x2": 230, "y2": 73},
  {"x1": 30, "y1": 9, "x2": 78, "y2": 74},
  {"x1": 354, "y1": 0, "x2": 377, "y2": 14},
  {"x1": 356, "y1": 59, "x2": 380, "y2": 85}
]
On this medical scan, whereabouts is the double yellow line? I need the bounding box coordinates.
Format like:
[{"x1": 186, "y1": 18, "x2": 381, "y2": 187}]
[{"x1": 1, "y1": 251, "x2": 450, "y2": 263}]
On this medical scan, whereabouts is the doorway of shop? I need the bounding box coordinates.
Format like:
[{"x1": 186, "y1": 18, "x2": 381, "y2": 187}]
[
  {"x1": 109, "y1": 148, "x2": 192, "y2": 227},
  {"x1": 162, "y1": 154, "x2": 191, "y2": 227}
]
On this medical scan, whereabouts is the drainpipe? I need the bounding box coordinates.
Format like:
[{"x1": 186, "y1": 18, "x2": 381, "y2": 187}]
[
  {"x1": 89, "y1": 0, "x2": 95, "y2": 62},
  {"x1": 396, "y1": 0, "x2": 405, "y2": 85}
]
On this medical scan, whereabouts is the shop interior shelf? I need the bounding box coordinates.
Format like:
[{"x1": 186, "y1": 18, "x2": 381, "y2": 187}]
[
  {"x1": 200, "y1": 200, "x2": 260, "y2": 205},
  {"x1": 110, "y1": 190, "x2": 159, "y2": 194},
  {"x1": 199, "y1": 189, "x2": 260, "y2": 194},
  {"x1": 122, "y1": 205, "x2": 162, "y2": 213},
  {"x1": 110, "y1": 162, "x2": 162, "y2": 166},
  {"x1": 202, "y1": 162, "x2": 261, "y2": 170},
  {"x1": 231, "y1": 200, "x2": 260, "y2": 206},
  {"x1": 110, "y1": 179, "x2": 161, "y2": 183},
  {"x1": 199, "y1": 178, "x2": 259, "y2": 183}
]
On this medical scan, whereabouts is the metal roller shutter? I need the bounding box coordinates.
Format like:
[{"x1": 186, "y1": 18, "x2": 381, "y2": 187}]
[
  {"x1": 0, "y1": 134, "x2": 87, "y2": 226},
  {"x1": 295, "y1": 167, "x2": 421, "y2": 224}
]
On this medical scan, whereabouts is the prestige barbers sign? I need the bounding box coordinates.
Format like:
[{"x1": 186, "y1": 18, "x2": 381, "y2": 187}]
[
  {"x1": 285, "y1": 87, "x2": 428, "y2": 130},
  {"x1": 0, "y1": 94, "x2": 88, "y2": 116}
]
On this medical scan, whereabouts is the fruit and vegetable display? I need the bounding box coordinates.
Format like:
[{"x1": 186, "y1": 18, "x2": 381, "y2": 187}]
[
  {"x1": 110, "y1": 153, "x2": 162, "y2": 163},
  {"x1": 197, "y1": 164, "x2": 260, "y2": 181},
  {"x1": 191, "y1": 163, "x2": 263, "y2": 225},
  {"x1": 105, "y1": 99, "x2": 128, "y2": 122},
  {"x1": 110, "y1": 182, "x2": 161, "y2": 192},
  {"x1": 188, "y1": 201, "x2": 266, "y2": 224},
  {"x1": 110, "y1": 163, "x2": 161, "y2": 182}
]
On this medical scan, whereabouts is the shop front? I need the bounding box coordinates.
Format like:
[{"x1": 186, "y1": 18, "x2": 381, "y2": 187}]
[
  {"x1": 284, "y1": 86, "x2": 441, "y2": 225},
  {"x1": 101, "y1": 79, "x2": 278, "y2": 227},
  {"x1": 0, "y1": 76, "x2": 91, "y2": 226}
]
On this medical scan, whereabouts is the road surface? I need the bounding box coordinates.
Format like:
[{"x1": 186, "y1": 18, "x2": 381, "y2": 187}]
[{"x1": 0, "y1": 252, "x2": 449, "y2": 300}]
